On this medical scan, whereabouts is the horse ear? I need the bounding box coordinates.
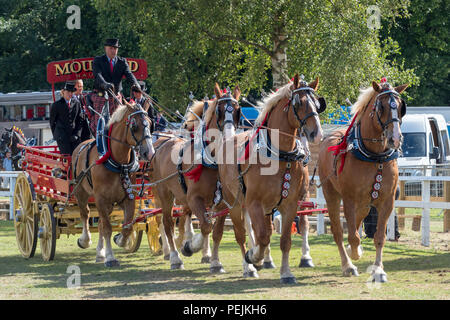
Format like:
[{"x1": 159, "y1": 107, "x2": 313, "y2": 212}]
[
  {"x1": 395, "y1": 83, "x2": 409, "y2": 94},
  {"x1": 214, "y1": 83, "x2": 221, "y2": 98},
  {"x1": 308, "y1": 77, "x2": 319, "y2": 91},
  {"x1": 372, "y1": 81, "x2": 381, "y2": 92},
  {"x1": 233, "y1": 85, "x2": 241, "y2": 101},
  {"x1": 293, "y1": 74, "x2": 299, "y2": 88}
]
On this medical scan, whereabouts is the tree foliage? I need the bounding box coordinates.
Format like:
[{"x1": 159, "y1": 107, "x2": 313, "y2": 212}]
[
  {"x1": 104, "y1": 0, "x2": 418, "y2": 113},
  {"x1": 381, "y1": 0, "x2": 449, "y2": 105}
]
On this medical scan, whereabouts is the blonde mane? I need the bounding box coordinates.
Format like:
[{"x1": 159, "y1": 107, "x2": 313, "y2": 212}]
[
  {"x1": 255, "y1": 82, "x2": 293, "y2": 126},
  {"x1": 107, "y1": 104, "x2": 132, "y2": 126},
  {"x1": 351, "y1": 86, "x2": 376, "y2": 122},
  {"x1": 183, "y1": 100, "x2": 215, "y2": 130}
]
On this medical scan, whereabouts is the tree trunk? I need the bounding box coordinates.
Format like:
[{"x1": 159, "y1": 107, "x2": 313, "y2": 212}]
[{"x1": 271, "y1": 33, "x2": 289, "y2": 89}]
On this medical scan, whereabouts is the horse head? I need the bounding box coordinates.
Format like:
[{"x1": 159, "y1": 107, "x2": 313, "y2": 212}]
[
  {"x1": 212, "y1": 83, "x2": 241, "y2": 139},
  {"x1": 371, "y1": 80, "x2": 408, "y2": 149},
  {"x1": 289, "y1": 74, "x2": 325, "y2": 144},
  {"x1": 123, "y1": 102, "x2": 155, "y2": 161}
]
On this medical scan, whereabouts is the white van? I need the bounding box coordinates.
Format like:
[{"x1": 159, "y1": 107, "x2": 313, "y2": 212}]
[{"x1": 398, "y1": 114, "x2": 450, "y2": 168}]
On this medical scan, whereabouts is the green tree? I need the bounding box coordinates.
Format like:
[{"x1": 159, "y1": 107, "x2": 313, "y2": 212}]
[
  {"x1": 382, "y1": 0, "x2": 449, "y2": 106},
  {"x1": 0, "y1": 0, "x2": 101, "y2": 92},
  {"x1": 103, "y1": 0, "x2": 418, "y2": 113}
]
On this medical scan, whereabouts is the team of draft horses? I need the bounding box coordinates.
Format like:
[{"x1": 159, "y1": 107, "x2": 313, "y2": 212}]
[{"x1": 52, "y1": 73, "x2": 408, "y2": 284}]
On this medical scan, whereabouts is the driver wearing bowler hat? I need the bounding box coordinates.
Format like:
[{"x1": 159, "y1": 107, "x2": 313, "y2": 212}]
[
  {"x1": 90, "y1": 38, "x2": 141, "y2": 133},
  {"x1": 49, "y1": 82, "x2": 86, "y2": 155}
]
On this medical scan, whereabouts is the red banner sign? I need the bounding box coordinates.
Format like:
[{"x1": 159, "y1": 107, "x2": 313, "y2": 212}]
[{"x1": 46, "y1": 57, "x2": 148, "y2": 84}]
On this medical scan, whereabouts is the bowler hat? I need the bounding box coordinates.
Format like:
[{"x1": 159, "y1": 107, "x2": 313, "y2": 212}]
[
  {"x1": 104, "y1": 38, "x2": 120, "y2": 48},
  {"x1": 63, "y1": 82, "x2": 76, "y2": 92}
]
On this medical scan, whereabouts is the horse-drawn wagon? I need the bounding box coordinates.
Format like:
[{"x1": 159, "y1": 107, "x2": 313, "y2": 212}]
[{"x1": 12, "y1": 143, "x2": 164, "y2": 261}]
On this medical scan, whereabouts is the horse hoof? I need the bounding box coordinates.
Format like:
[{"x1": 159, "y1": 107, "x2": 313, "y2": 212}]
[
  {"x1": 104, "y1": 259, "x2": 120, "y2": 267},
  {"x1": 181, "y1": 242, "x2": 193, "y2": 257},
  {"x1": 244, "y1": 271, "x2": 259, "y2": 278},
  {"x1": 244, "y1": 251, "x2": 252, "y2": 264},
  {"x1": 163, "y1": 254, "x2": 170, "y2": 261},
  {"x1": 373, "y1": 272, "x2": 388, "y2": 283},
  {"x1": 263, "y1": 261, "x2": 276, "y2": 269},
  {"x1": 96, "y1": 256, "x2": 106, "y2": 263},
  {"x1": 201, "y1": 256, "x2": 211, "y2": 264},
  {"x1": 253, "y1": 263, "x2": 263, "y2": 271},
  {"x1": 210, "y1": 266, "x2": 226, "y2": 274},
  {"x1": 299, "y1": 258, "x2": 315, "y2": 268},
  {"x1": 343, "y1": 267, "x2": 359, "y2": 277},
  {"x1": 280, "y1": 277, "x2": 297, "y2": 284},
  {"x1": 113, "y1": 234, "x2": 121, "y2": 246},
  {"x1": 77, "y1": 238, "x2": 88, "y2": 249},
  {"x1": 171, "y1": 263, "x2": 184, "y2": 270}
]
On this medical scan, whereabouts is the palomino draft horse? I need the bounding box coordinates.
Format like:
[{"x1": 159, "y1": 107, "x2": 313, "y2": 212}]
[
  {"x1": 218, "y1": 74, "x2": 326, "y2": 283},
  {"x1": 149, "y1": 84, "x2": 241, "y2": 271},
  {"x1": 71, "y1": 102, "x2": 155, "y2": 267},
  {"x1": 318, "y1": 80, "x2": 407, "y2": 282}
]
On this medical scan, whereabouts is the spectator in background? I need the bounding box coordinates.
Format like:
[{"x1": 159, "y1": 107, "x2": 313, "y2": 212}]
[
  {"x1": 2, "y1": 151, "x2": 13, "y2": 188},
  {"x1": 364, "y1": 186, "x2": 401, "y2": 241},
  {"x1": 72, "y1": 79, "x2": 93, "y2": 140}
]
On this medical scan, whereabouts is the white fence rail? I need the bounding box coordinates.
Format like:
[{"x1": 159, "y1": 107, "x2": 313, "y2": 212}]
[
  {"x1": 309, "y1": 173, "x2": 449, "y2": 247},
  {"x1": 0, "y1": 171, "x2": 20, "y2": 220}
]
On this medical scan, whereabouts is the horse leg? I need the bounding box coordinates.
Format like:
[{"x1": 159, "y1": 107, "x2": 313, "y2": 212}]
[
  {"x1": 244, "y1": 202, "x2": 271, "y2": 268},
  {"x1": 75, "y1": 189, "x2": 92, "y2": 249},
  {"x1": 209, "y1": 215, "x2": 225, "y2": 273},
  {"x1": 343, "y1": 200, "x2": 363, "y2": 261},
  {"x1": 369, "y1": 202, "x2": 394, "y2": 283},
  {"x1": 96, "y1": 217, "x2": 106, "y2": 263},
  {"x1": 182, "y1": 196, "x2": 212, "y2": 256},
  {"x1": 113, "y1": 199, "x2": 135, "y2": 247},
  {"x1": 324, "y1": 185, "x2": 358, "y2": 277},
  {"x1": 157, "y1": 215, "x2": 171, "y2": 260},
  {"x1": 279, "y1": 203, "x2": 298, "y2": 284},
  {"x1": 159, "y1": 193, "x2": 183, "y2": 269},
  {"x1": 262, "y1": 215, "x2": 276, "y2": 269},
  {"x1": 231, "y1": 208, "x2": 258, "y2": 278},
  {"x1": 97, "y1": 202, "x2": 120, "y2": 267},
  {"x1": 298, "y1": 214, "x2": 314, "y2": 268},
  {"x1": 245, "y1": 212, "x2": 274, "y2": 269}
]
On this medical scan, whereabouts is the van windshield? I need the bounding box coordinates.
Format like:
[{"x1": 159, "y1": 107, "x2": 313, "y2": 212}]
[{"x1": 401, "y1": 133, "x2": 426, "y2": 157}]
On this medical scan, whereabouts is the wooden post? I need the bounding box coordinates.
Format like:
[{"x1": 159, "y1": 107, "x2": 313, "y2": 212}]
[
  {"x1": 421, "y1": 180, "x2": 430, "y2": 246},
  {"x1": 444, "y1": 181, "x2": 450, "y2": 232},
  {"x1": 398, "y1": 181, "x2": 406, "y2": 216}
]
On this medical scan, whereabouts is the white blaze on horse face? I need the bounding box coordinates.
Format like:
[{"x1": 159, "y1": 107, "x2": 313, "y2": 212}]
[
  {"x1": 223, "y1": 110, "x2": 235, "y2": 139},
  {"x1": 313, "y1": 115, "x2": 323, "y2": 144},
  {"x1": 391, "y1": 108, "x2": 402, "y2": 149}
]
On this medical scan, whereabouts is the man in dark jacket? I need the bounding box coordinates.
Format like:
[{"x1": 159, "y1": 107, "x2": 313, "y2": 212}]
[
  {"x1": 50, "y1": 82, "x2": 85, "y2": 155},
  {"x1": 72, "y1": 79, "x2": 93, "y2": 140},
  {"x1": 89, "y1": 38, "x2": 141, "y2": 134}
]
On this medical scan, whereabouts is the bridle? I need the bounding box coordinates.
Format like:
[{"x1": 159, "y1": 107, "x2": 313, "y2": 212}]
[
  {"x1": 373, "y1": 89, "x2": 405, "y2": 130},
  {"x1": 215, "y1": 94, "x2": 241, "y2": 131},
  {"x1": 126, "y1": 106, "x2": 153, "y2": 148},
  {"x1": 290, "y1": 85, "x2": 326, "y2": 128}
]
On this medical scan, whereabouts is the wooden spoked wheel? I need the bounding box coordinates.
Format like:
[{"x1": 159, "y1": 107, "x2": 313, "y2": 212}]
[
  {"x1": 123, "y1": 229, "x2": 143, "y2": 253},
  {"x1": 147, "y1": 216, "x2": 162, "y2": 255},
  {"x1": 13, "y1": 174, "x2": 38, "y2": 259},
  {"x1": 39, "y1": 203, "x2": 56, "y2": 261}
]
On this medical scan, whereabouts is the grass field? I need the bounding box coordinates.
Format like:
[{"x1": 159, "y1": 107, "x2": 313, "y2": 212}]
[{"x1": 0, "y1": 220, "x2": 449, "y2": 300}]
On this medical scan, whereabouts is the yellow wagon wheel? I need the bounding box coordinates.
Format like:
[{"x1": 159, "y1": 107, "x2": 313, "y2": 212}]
[
  {"x1": 146, "y1": 216, "x2": 162, "y2": 255},
  {"x1": 13, "y1": 173, "x2": 38, "y2": 259},
  {"x1": 123, "y1": 229, "x2": 143, "y2": 253},
  {"x1": 39, "y1": 203, "x2": 56, "y2": 261}
]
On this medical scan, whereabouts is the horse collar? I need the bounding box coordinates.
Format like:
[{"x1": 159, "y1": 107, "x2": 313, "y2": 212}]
[{"x1": 348, "y1": 123, "x2": 399, "y2": 163}]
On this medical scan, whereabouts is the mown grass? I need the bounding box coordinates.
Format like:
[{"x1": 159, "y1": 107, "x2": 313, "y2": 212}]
[{"x1": 0, "y1": 220, "x2": 449, "y2": 300}]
